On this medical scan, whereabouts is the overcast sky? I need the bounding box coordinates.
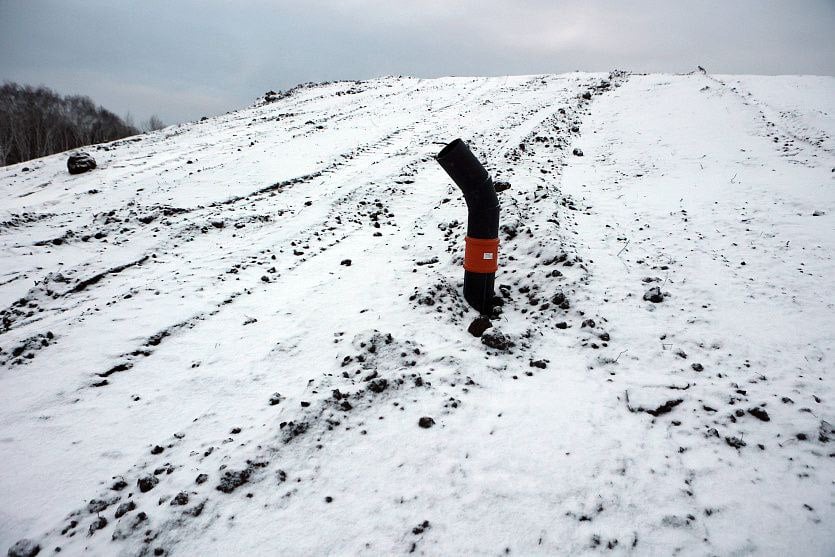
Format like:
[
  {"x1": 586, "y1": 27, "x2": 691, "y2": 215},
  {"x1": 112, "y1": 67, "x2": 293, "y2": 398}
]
[{"x1": 1, "y1": 0, "x2": 833, "y2": 124}]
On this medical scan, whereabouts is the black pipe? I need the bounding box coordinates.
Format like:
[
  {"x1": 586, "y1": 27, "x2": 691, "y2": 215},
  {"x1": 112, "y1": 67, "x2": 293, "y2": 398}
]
[{"x1": 436, "y1": 138, "x2": 500, "y2": 315}]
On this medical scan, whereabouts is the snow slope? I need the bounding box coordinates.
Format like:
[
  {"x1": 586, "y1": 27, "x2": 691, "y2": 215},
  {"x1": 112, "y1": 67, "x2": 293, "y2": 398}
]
[{"x1": 0, "y1": 72, "x2": 833, "y2": 556}]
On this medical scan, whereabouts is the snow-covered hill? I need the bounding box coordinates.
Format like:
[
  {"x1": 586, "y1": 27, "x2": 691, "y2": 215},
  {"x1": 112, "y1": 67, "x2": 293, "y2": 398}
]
[{"x1": 1, "y1": 72, "x2": 833, "y2": 556}]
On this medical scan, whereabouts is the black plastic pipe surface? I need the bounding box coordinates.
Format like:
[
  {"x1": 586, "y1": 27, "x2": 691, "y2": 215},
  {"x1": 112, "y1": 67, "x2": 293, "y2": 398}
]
[{"x1": 436, "y1": 138, "x2": 500, "y2": 315}]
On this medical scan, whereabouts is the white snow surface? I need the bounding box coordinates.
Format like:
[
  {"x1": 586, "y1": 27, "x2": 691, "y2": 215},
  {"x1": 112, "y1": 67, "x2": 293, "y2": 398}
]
[{"x1": 0, "y1": 72, "x2": 833, "y2": 556}]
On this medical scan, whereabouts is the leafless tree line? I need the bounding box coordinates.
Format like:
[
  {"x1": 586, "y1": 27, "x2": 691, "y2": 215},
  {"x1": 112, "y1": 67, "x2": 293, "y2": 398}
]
[{"x1": 0, "y1": 81, "x2": 165, "y2": 167}]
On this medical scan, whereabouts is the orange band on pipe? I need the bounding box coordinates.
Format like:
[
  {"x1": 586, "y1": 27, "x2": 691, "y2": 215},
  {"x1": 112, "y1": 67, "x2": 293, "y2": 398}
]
[{"x1": 464, "y1": 236, "x2": 499, "y2": 273}]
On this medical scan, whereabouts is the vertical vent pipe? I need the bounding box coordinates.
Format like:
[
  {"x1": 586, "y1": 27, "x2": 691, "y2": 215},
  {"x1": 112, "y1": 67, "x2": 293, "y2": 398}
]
[{"x1": 436, "y1": 138, "x2": 500, "y2": 315}]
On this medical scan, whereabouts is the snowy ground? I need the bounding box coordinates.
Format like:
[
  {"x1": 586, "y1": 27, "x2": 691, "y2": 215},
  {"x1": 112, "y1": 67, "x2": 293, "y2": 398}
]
[{"x1": 0, "y1": 72, "x2": 833, "y2": 556}]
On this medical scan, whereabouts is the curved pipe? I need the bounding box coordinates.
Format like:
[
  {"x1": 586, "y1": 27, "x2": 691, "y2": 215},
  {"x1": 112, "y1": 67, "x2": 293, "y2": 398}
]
[{"x1": 436, "y1": 138, "x2": 500, "y2": 315}]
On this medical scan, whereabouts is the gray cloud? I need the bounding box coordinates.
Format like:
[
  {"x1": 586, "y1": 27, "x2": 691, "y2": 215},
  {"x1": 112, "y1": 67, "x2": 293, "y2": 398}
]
[{"x1": 1, "y1": 0, "x2": 833, "y2": 124}]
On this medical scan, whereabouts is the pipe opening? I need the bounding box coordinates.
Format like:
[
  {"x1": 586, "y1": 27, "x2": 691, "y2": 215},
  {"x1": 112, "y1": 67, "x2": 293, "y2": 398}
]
[{"x1": 437, "y1": 138, "x2": 464, "y2": 160}]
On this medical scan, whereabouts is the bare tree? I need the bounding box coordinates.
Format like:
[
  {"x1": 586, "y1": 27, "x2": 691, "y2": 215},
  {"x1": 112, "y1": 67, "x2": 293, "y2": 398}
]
[
  {"x1": 141, "y1": 114, "x2": 165, "y2": 132},
  {"x1": 122, "y1": 112, "x2": 135, "y2": 131}
]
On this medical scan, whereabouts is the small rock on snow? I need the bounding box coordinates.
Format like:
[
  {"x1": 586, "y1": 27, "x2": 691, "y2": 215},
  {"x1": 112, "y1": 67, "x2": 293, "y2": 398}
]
[
  {"x1": 748, "y1": 407, "x2": 770, "y2": 422},
  {"x1": 7, "y1": 539, "x2": 40, "y2": 557},
  {"x1": 137, "y1": 475, "x2": 159, "y2": 493},
  {"x1": 468, "y1": 316, "x2": 492, "y2": 337},
  {"x1": 418, "y1": 417, "x2": 435, "y2": 429},
  {"x1": 216, "y1": 468, "x2": 252, "y2": 493},
  {"x1": 67, "y1": 152, "x2": 96, "y2": 175},
  {"x1": 88, "y1": 516, "x2": 107, "y2": 535},
  {"x1": 725, "y1": 436, "x2": 746, "y2": 449},
  {"x1": 412, "y1": 520, "x2": 431, "y2": 534},
  {"x1": 643, "y1": 287, "x2": 664, "y2": 303},
  {"x1": 170, "y1": 492, "x2": 189, "y2": 506},
  {"x1": 481, "y1": 330, "x2": 514, "y2": 351},
  {"x1": 87, "y1": 499, "x2": 110, "y2": 513},
  {"x1": 114, "y1": 501, "x2": 136, "y2": 518}
]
